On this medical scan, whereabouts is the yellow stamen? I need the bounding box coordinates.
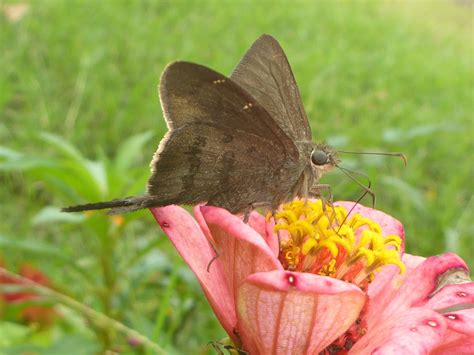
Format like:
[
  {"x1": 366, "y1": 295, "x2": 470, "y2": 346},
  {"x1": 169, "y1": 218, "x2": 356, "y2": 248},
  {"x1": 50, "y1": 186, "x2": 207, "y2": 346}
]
[
  {"x1": 318, "y1": 259, "x2": 337, "y2": 277},
  {"x1": 274, "y1": 199, "x2": 404, "y2": 286}
]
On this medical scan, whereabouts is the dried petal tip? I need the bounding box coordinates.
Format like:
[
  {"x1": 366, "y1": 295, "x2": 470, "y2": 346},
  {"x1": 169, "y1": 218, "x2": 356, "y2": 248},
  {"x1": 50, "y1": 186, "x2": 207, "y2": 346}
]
[{"x1": 274, "y1": 199, "x2": 404, "y2": 288}]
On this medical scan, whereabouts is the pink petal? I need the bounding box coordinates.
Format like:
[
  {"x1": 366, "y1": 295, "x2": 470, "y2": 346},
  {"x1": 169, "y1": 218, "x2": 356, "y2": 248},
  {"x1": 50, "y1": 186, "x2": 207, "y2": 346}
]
[
  {"x1": 194, "y1": 206, "x2": 277, "y2": 250},
  {"x1": 350, "y1": 307, "x2": 446, "y2": 354},
  {"x1": 336, "y1": 201, "x2": 405, "y2": 250},
  {"x1": 439, "y1": 308, "x2": 474, "y2": 343},
  {"x1": 428, "y1": 282, "x2": 474, "y2": 353},
  {"x1": 237, "y1": 270, "x2": 366, "y2": 354},
  {"x1": 431, "y1": 323, "x2": 474, "y2": 354},
  {"x1": 247, "y1": 211, "x2": 267, "y2": 238},
  {"x1": 149, "y1": 206, "x2": 236, "y2": 338},
  {"x1": 265, "y1": 217, "x2": 280, "y2": 258},
  {"x1": 427, "y1": 282, "x2": 474, "y2": 315},
  {"x1": 248, "y1": 211, "x2": 279, "y2": 257},
  {"x1": 367, "y1": 265, "x2": 401, "y2": 309},
  {"x1": 193, "y1": 204, "x2": 213, "y2": 243},
  {"x1": 200, "y1": 206, "x2": 282, "y2": 306},
  {"x1": 369, "y1": 254, "x2": 425, "y2": 299},
  {"x1": 403, "y1": 253, "x2": 426, "y2": 271},
  {"x1": 366, "y1": 253, "x2": 468, "y2": 328},
  {"x1": 367, "y1": 254, "x2": 426, "y2": 326}
]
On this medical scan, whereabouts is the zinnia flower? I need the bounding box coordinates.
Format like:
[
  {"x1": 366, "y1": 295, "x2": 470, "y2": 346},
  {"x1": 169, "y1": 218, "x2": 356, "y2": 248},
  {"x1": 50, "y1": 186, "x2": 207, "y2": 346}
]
[
  {"x1": 0, "y1": 262, "x2": 58, "y2": 328},
  {"x1": 150, "y1": 200, "x2": 473, "y2": 354}
]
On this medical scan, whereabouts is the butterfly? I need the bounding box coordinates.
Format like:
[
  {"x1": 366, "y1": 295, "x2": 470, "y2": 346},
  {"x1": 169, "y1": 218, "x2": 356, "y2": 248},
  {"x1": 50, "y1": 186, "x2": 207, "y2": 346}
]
[{"x1": 63, "y1": 34, "x2": 338, "y2": 217}]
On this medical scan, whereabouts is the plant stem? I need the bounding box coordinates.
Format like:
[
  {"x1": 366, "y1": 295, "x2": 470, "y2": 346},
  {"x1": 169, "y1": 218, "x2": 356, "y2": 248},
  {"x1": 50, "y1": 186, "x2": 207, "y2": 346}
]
[{"x1": 0, "y1": 267, "x2": 167, "y2": 354}]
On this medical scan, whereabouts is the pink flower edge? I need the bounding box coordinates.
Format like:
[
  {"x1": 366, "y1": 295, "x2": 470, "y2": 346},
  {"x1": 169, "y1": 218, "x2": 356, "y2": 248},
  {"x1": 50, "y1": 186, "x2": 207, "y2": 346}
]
[{"x1": 237, "y1": 270, "x2": 366, "y2": 354}]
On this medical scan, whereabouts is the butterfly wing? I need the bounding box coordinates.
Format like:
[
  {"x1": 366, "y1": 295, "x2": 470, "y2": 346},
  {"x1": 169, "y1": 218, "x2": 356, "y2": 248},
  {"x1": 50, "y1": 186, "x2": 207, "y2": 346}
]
[
  {"x1": 148, "y1": 61, "x2": 302, "y2": 213},
  {"x1": 231, "y1": 34, "x2": 312, "y2": 142}
]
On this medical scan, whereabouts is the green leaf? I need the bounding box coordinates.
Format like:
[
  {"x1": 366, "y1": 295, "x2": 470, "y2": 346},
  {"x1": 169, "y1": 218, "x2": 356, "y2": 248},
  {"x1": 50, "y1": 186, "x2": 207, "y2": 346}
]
[
  {"x1": 39, "y1": 164, "x2": 103, "y2": 200},
  {"x1": 32, "y1": 207, "x2": 86, "y2": 225},
  {"x1": 0, "y1": 322, "x2": 30, "y2": 347},
  {"x1": 0, "y1": 235, "x2": 92, "y2": 284},
  {"x1": 38, "y1": 335, "x2": 99, "y2": 355},
  {"x1": 35, "y1": 133, "x2": 108, "y2": 197},
  {"x1": 83, "y1": 160, "x2": 108, "y2": 196},
  {"x1": 115, "y1": 131, "x2": 154, "y2": 174},
  {"x1": 383, "y1": 123, "x2": 462, "y2": 143},
  {"x1": 405, "y1": 123, "x2": 461, "y2": 139},
  {"x1": 1, "y1": 334, "x2": 99, "y2": 354},
  {"x1": 0, "y1": 155, "x2": 58, "y2": 171},
  {"x1": 0, "y1": 146, "x2": 22, "y2": 159},
  {"x1": 38, "y1": 132, "x2": 86, "y2": 162},
  {"x1": 381, "y1": 176, "x2": 426, "y2": 211},
  {"x1": 0, "y1": 234, "x2": 67, "y2": 257}
]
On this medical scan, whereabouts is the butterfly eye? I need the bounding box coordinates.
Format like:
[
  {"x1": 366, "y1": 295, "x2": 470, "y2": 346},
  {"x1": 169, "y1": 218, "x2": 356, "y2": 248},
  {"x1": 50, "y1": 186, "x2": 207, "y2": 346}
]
[{"x1": 311, "y1": 150, "x2": 328, "y2": 166}]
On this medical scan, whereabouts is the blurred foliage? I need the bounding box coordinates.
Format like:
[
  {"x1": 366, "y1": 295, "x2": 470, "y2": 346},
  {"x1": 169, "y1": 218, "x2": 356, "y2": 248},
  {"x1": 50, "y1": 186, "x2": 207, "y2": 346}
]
[
  {"x1": 0, "y1": 132, "x2": 217, "y2": 352},
  {"x1": 0, "y1": 0, "x2": 472, "y2": 352}
]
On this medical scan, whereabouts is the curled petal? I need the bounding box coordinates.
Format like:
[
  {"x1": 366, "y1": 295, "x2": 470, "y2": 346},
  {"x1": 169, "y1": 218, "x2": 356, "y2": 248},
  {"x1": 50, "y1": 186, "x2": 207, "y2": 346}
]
[
  {"x1": 149, "y1": 206, "x2": 236, "y2": 338},
  {"x1": 237, "y1": 270, "x2": 366, "y2": 354},
  {"x1": 200, "y1": 206, "x2": 282, "y2": 304},
  {"x1": 366, "y1": 253, "x2": 468, "y2": 328},
  {"x1": 429, "y1": 282, "x2": 474, "y2": 353},
  {"x1": 403, "y1": 253, "x2": 426, "y2": 271},
  {"x1": 248, "y1": 211, "x2": 279, "y2": 257},
  {"x1": 428, "y1": 282, "x2": 474, "y2": 314},
  {"x1": 193, "y1": 204, "x2": 213, "y2": 243}
]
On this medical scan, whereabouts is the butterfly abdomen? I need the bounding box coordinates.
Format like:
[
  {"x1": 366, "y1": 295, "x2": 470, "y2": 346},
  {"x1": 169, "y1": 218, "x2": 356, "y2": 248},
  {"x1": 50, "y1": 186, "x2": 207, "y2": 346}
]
[{"x1": 61, "y1": 195, "x2": 163, "y2": 214}]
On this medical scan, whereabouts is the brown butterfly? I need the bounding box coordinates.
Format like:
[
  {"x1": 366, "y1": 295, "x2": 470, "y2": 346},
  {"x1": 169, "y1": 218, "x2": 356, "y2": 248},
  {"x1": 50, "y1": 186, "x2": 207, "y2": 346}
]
[{"x1": 63, "y1": 34, "x2": 338, "y2": 216}]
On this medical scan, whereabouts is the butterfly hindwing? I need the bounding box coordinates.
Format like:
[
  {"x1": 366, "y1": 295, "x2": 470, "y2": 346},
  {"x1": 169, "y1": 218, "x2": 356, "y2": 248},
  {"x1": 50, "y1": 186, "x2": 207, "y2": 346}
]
[{"x1": 148, "y1": 61, "x2": 303, "y2": 212}]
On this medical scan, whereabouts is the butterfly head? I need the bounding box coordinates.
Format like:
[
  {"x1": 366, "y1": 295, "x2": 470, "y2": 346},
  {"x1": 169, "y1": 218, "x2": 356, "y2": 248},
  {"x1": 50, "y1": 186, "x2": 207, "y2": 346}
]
[{"x1": 310, "y1": 143, "x2": 339, "y2": 177}]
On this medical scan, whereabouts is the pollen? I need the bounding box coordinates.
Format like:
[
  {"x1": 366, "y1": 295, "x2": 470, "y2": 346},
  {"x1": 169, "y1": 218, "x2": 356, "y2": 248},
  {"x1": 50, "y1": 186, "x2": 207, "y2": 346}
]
[{"x1": 274, "y1": 199, "x2": 404, "y2": 287}]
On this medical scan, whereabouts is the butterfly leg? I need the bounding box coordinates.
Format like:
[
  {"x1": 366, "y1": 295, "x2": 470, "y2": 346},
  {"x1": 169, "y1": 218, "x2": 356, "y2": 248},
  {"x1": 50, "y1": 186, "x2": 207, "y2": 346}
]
[
  {"x1": 310, "y1": 183, "x2": 344, "y2": 229},
  {"x1": 206, "y1": 242, "x2": 220, "y2": 273},
  {"x1": 243, "y1": 210, "x2": 251, "y2": 224},
  {"x1": 309, "y1": 183, "x2": 333, "y2": 202},
  {"x1": 242, "y1": 202, "x2": 272, "y2": 224}
]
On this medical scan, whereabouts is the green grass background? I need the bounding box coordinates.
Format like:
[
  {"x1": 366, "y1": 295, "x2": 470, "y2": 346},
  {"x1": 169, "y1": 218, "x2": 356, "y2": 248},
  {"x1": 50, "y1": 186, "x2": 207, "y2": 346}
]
[{"x1": 0, "y1": 0, "x2": 472, "y2": 353}]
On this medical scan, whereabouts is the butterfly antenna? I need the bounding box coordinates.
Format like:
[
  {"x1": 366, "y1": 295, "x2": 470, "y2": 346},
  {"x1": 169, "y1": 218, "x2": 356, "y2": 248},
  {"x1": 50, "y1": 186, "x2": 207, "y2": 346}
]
[
  {"x1": 337, "y1": 150, "x2": 407, "y2": 166},
  {"x1": 334, "y1": 167, "x2": 373, "y2": 232},
  {"x1": 336, "y1": 165, "x2": 376, "y2": 208},
  {"x1": 337, "y1": 188, "x2": 371, "y2": 233}
]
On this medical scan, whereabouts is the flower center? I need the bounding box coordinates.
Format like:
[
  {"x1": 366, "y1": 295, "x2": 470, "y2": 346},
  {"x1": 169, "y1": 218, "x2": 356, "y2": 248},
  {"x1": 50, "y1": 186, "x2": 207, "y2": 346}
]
[
  {"x1": 274, "y1": 199, "x2": 404, "y2": 290},
  {"x1": 274, "y1": 200, "x2": 405, "y2": 352}
]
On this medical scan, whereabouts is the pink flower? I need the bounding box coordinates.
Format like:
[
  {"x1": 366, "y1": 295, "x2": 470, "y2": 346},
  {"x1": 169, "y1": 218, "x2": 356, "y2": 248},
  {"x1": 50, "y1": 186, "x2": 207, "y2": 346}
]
[
  {"x1": 0, "y1": 262, "x2": 58, "y2": 328},
  {"x1": 150, "y1": 200, "x2": 473, "y2": 354}
]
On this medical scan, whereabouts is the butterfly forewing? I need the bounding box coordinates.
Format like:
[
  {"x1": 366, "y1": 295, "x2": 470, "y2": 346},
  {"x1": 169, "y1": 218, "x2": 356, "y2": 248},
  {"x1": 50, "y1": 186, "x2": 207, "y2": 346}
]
[
  {"x1": 148, "y1": 61, "x2": 303, "y2": 212},
  {"x1": 61, "y1": 36, "x2": 326, "y2": 216},
  {"x1": 231, "y1": 34, "x2": 312, "y2": 142}
]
